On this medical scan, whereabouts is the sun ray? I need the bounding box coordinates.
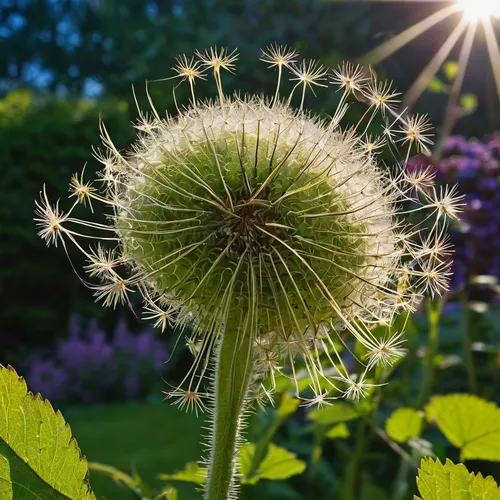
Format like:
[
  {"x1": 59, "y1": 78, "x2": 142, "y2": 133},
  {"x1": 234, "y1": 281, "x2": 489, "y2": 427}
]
[
  {"x1": 403, "y1": 17, "x2": 468, "y2": 108},
  {"x1": 483, "y1": 18, "x2": 500, "y2": 101},
  {"x1": 437, "y1": 19, "x2": 477, "y2": 155},
  {"x1": 361, "y1": 4, "x2": 461, "y2": 65},
  {"x1": 358, "y1": 0, "x2": 500, "y2": 115}
]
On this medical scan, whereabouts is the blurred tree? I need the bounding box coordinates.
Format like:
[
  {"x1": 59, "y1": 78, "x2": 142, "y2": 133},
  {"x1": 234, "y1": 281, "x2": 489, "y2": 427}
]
[
  {"x1": 0, "y1": 0, "x2": 371, "y2": 99},
  {"x1": 0, "y1": 89, "x2": 133, "y2": 356}
]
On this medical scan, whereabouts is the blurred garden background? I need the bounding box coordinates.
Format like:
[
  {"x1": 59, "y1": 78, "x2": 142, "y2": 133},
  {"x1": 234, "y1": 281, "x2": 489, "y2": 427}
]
[{"x1": 1, "y1": 1, "x2": 500, "y2": 499}]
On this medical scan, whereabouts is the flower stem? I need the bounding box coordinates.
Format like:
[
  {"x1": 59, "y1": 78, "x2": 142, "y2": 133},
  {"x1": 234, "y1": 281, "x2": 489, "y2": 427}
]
[
  {"x1": 460, "y1": 290, "x2": 477, "y2": 394},
  {"x1": 205, "y1": 330, "x2": 254, "y2": 500},
  {"x1": 345, "y1": 418, "x2": 366, "y2": 500},
  {"x1": 416, "y1": 298, "x2": 443, "y2": 408}
]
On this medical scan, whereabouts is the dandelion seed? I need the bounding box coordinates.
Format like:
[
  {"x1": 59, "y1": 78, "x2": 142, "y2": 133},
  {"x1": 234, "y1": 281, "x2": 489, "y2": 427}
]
[
  {"x1": 165, "y1": 389, "x2": 208, "y2": 416},
  {"x1": 366, "y1": 79, "x2": 401, "y2": 115},
  {"x1": 159, "y1": 54, "x2": 208, "y2": 105},
  {"x1": 253, "y1": 384, "x2": 276, "y2": 410},
  {"x1": 84, "y1": 244, "x2": 120, "y2": 279},
  {"x1": 419, "y1": 226, "x2": 454, "y2": 262},
  {"x1": 92, "y1": 277, "x2": 132, "y2": 308},
  {"x1": 196, "y1": 46, "x2": 238, "y2": 102},
  {"x1": 289, "y1": 59, "x2": 329, "y2": 109},
  {"x1": 260, "y1": 43, "x2": 298, "y2": 103},
  {"x1": 260, "y1": 43, "x2": 298, "y2": 68},
  {"x1": 361, "y1": 134, "x2": 386, "y2": 155},
  {"x1": 35, "y1": 187, "x2": 67, "y2": 247},
  {"x1": 300, "y1": 389, "x2": 337, "y2": 408},
  {"x1": 143, "y1": 300, "x2": 177, "y2": 332},
  {"x1": 331, "y1": 62, "x2": 369, "y2": 94},
  {"x1": 196, "y1": 46, "x2": 239, "y2": 73},
  {"x1": 69, "y1": 167, "x2": 96, "y2": 211},
  {"x1": 405, "y1": 165, "x2": 436, "y2": 193},
  {"x1": 397, "y1": 114, "x2": 434, "y2": 153},
  {"x1": 365, "y1": 331, "x2": 407, "y2": 368},
  {"x1": 417, "y1": 260, "x2": 452, "y2": 298},
  {"x1": 426, "y1": 185, "x2": 466, "y2": 221},
  {"x1": 172, "y1": 54, "x2": 206, "y2": 83},
  {"x1": 337, "y1": 372, "x2": 384, "y2": 401}
]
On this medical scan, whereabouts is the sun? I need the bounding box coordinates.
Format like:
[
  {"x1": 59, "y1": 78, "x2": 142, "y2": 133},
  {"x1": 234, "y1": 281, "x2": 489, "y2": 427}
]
[
  {"x1": 456, "y1": 0, "x2": 500, "y2": 20},
  {"x1": 359, "y1": 0, "x2": 500, "y2": 119}
]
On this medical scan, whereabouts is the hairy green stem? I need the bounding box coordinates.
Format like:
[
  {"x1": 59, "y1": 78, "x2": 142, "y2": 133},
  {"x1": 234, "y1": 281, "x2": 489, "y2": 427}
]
[
  {"x1": 416, "y1": 299, "x2": 443, "y2": 408},
  {"x1": 205, "y1": 330, "x2": 254, "y2": 500}
]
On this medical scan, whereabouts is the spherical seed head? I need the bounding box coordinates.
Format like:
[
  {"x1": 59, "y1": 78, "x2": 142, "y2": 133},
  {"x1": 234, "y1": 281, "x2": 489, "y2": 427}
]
[
  {"x1": 36, "y1": 45, "x2": 459, "y2": 405},
  {"x1": 117, "y1": 98, "x2": 400, "y2": 335}
]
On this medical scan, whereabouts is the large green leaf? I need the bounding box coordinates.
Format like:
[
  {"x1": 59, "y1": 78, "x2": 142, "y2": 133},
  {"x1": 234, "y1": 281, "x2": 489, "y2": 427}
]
[
  {"x1": 415, "y1": 458, "x2": 500, "y2": 500},
  {"x1": 425, "y1": 395, "x2": 500, "y2": 461},
  {"x1": 0, "y1": 365, "x2": 95, "y2": 499},
  {"x1": 386, "y1": 408, "x2": 423, "y2": 444},
  {"x1": 239, "y1": 443, "x2": 306, "y2": 485}
]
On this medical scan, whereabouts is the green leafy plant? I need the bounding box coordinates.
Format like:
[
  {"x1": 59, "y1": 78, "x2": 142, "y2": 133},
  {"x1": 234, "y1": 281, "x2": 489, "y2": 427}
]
[
  {"x1": 416, "y1": 458, "x2": 500, "y2": 500},
  {"x1": 0, "y1": 365, "x2": 94, "y2": 499},
  {"x1": 385, "y1": 408, "x2": 424, "y2": 444},
  {"x1": 425, "y1": 394, "x2": 500, "y2": 461}
]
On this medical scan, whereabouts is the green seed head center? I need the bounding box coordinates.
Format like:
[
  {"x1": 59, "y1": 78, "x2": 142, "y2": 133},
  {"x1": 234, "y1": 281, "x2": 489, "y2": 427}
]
[{"x1": 218, "y1": 199, "x2": 281, "y2": 256}]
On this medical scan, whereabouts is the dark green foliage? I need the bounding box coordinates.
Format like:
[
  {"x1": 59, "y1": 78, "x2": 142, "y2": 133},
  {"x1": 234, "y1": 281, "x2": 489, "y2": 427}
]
[{"x1": 0, "y1": 89, "x2": 133, "y2": 355}]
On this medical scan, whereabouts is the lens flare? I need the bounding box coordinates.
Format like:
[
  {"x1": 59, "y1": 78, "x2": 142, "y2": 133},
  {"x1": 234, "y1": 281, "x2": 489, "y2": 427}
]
[
  {"x1": 456, "y1": 0, "x2": 500, "y2": 20},
  {"x1": 360, "y1": 0, "x2": 500, "y2": 114}
]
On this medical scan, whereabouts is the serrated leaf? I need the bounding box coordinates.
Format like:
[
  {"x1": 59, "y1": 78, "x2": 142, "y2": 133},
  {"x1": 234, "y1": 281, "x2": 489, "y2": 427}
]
[
  {"x1": 0, "y1": 364, "x2": 95, "y2": 500},
  {"x1": 386, "y1": 408, "x2": 423, "y2": 444},
  {"x1": 415, "y1": 458, "x2": 500, "y2": 500},
  {"x1": 425, "y1": 394, "x2": 500, "y2": 461},
  {"x1": 325, "y1": 423, "x2": 350, "y2": 439},
  {"x1": 158, "y1": 462, "x2": 206, "y2": 485},
  {"x1": 444, "y1": 61, "x2": 459, "y2": 81},
  {"x1": 240, "y1": 443, "x2": 306, "y2": 485},
  {"x1": 308, "y1": 402, "x2": 360, "y2": 425}
]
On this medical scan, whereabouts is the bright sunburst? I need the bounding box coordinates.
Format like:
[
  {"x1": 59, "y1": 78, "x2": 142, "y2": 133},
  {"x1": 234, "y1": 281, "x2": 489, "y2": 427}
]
[
  {"x1": 359, "y1": 0, "x2": 500, "y2": 112},
  {"x1": 456, "y1": 0, "x2": 500, "y2": 21}
]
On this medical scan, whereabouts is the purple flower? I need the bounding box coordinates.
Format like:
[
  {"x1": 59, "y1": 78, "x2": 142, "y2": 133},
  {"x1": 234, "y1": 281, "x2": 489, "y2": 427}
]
[
  {"x1": 23, "y1": 315, "x2": 170, "y2": 404},
  {"x1": 431, "y1": 134, "x2": 500, "y2": 296}
]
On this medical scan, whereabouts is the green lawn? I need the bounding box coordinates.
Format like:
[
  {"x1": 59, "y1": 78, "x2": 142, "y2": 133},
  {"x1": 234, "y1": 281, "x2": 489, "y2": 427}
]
[{"x1": 66, "y1": 402, "x2": 203, "y2": 500}]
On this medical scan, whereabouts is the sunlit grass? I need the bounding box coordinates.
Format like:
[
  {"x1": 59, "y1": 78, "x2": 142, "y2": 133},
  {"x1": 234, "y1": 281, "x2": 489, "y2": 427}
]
[{"x1": 67, "y1": 402, "x2": 202, "y2": 499}]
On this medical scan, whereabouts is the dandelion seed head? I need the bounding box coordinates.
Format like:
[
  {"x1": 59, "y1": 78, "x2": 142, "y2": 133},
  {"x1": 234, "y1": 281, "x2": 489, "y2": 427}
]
[{"x1": 35, "y1": 45, "x2": 458, "y2": 406}]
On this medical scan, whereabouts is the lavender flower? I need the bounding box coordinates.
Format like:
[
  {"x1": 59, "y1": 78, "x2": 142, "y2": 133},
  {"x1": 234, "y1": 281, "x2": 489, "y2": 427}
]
[
  {"x1": 409, "y1": 134, "x2": 500, "y2": 296},
  {"x1": 25, "y1": 314, "x2": 169, "y2": 403}
]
